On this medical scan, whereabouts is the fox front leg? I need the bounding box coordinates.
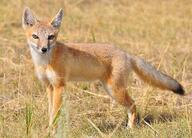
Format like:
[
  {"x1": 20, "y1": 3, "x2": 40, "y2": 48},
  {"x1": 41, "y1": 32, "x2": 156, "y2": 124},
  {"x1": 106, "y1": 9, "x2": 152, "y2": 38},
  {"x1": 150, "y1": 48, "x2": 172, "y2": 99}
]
[
  {"x1": 46, "y1": 85, "x2": 54, "y2": 126},
  {"x1": 50, "y1": 85, "x2": 64, "y2": 127}
]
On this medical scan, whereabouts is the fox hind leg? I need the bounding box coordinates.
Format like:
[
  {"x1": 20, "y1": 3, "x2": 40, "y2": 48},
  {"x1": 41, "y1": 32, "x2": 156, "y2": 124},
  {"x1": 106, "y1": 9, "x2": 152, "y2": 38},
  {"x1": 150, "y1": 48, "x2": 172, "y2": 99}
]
[
  {"x1": 105, "y1": 82, "x2": 137, "y2": 128},
  {"x1": 103, "y1": 65, "x2": 137, "y2": 128}
]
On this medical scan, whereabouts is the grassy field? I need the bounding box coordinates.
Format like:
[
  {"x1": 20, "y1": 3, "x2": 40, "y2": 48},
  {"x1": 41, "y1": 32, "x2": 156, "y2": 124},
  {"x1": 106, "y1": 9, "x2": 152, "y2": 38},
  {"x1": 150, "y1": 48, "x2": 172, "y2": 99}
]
[{"x1": 0, "y1": 0, "x2": 192, "y2": 137}]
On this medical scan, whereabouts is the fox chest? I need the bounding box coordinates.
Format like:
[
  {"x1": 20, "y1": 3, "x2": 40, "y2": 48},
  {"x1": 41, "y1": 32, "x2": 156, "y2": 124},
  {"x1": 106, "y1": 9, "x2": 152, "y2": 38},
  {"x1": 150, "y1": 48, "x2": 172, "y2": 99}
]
[{"x1": 36, "y1": 67, "x2": 57, "y2": 85}]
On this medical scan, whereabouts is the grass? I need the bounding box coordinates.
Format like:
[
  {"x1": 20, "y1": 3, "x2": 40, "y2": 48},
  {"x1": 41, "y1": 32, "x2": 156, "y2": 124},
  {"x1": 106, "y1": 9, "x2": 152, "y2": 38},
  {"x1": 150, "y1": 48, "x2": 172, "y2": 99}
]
[
  {"x1": 25, "y1": 103, "x2": 33, "y2": 135},
  {"x1": 0, "y1": 0, "x2": 192, "y2": 137}
]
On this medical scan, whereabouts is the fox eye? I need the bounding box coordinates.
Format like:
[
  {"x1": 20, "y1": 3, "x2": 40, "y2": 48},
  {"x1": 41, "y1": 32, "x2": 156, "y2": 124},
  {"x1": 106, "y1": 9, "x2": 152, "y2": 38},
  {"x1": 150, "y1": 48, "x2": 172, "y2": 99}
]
[
  {"x1": 48, "y1": 35, "x2": 55, "y2": 40},
  {"x1": 32, "y1": 34, "x2": 39, "y2": 39}
]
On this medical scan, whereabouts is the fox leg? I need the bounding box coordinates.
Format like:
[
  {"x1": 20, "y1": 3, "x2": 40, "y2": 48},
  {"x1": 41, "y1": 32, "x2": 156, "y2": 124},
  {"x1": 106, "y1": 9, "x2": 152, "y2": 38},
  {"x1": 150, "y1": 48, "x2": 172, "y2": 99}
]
[
  {"x1": 114, "y1": 88, "x2": 136, "y2": 128},
  {"x1": 104, "y1": 80, "x2": 136, "y2": 128},
  {"x1": 103, "y1": 57, "x2": 136, "y2": 128},
  {"x1": 51, "y1": 86, "x2": 64, "y2": 125},
  {"x1": 46, "y1": 84, "x2": 54, "y2": 126}
]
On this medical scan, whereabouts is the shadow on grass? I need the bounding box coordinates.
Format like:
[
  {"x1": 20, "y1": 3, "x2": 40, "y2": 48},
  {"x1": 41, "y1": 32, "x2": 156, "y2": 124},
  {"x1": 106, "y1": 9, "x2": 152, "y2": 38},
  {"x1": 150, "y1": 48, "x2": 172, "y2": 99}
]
[
  {"x1": 94, "y1": 112, "x2": 178, "y2": 134},
  {"x1": 142, "y1": 112, "x2": 177, "y2": 125}
]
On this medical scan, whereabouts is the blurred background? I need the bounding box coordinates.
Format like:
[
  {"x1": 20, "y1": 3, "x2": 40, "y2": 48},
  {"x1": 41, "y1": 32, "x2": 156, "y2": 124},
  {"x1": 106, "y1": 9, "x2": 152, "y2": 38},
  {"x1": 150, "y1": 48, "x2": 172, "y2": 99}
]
[{"x1": 0, "y1": 0, "x2": 192, "y2": 137}]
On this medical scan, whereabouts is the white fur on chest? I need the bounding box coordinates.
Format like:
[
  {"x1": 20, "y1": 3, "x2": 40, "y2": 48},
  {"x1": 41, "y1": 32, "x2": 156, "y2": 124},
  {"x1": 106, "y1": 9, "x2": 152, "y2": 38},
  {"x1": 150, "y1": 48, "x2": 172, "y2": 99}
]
[
  {"x1": 35, "y1": 67, "x2": 57, "y2": 85},
  {"x1": 46, "y1": 69, "x2": 57, "y2": 84},
  {"x1": 36, "y1": 71, "x2": 47, "y2": 81},
  {"x1": 29, "y1": 42, "x2": 58, "y2": 84}
]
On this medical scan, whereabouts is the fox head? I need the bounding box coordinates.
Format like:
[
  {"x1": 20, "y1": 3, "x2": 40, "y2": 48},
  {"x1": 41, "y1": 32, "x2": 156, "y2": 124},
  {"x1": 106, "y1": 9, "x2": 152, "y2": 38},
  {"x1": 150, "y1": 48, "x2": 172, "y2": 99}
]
[{"x1": 22, "y1": 7, "x2": 64, "y2": 54}]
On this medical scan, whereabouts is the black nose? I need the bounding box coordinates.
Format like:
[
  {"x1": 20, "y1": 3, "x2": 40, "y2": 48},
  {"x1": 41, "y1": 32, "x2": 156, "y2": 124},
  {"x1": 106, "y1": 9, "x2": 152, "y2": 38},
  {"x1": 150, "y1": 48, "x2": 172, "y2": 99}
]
[{"x1": 41, "y1": 47, "x2": 47, "y2": 53}]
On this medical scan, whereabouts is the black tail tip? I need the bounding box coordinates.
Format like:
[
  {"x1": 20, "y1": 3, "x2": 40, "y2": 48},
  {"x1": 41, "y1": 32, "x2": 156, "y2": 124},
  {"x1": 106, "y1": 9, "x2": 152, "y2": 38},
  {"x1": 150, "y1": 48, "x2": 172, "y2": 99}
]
[{"x1": 173, "y1": 84, "x2": 185, "y2": 95}]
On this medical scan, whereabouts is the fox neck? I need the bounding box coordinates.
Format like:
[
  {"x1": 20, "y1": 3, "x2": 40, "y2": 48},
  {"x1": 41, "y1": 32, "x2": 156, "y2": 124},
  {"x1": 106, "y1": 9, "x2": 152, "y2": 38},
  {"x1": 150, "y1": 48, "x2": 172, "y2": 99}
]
[{"x1": 28, "y1": 43, "x2": 53, "y2": 66}]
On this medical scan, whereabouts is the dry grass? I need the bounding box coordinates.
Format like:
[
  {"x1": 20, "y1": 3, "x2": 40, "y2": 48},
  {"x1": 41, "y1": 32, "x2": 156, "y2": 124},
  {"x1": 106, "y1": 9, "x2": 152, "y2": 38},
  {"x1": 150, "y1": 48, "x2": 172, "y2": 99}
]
[{"x1": 0, "y1": 0, "x2": 192, "y2": 137}]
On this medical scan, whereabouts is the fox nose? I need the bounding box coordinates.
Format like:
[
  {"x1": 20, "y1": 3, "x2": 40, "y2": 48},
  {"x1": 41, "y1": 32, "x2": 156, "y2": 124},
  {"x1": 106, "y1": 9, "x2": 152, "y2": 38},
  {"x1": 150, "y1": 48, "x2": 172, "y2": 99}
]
[{"x1": 41, "y1": 47, "x2": 47, "y2": 53}]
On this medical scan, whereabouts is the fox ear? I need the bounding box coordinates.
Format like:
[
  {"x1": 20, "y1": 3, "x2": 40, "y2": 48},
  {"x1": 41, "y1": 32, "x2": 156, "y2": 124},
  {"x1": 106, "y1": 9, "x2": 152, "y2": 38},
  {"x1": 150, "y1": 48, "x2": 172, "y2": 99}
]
[
  {"x1": 22, "y1": 7, "x2": 37, "y2": 29},
  {"x1": 50, "y1": 9, "x2": 64, "y2": 28}
]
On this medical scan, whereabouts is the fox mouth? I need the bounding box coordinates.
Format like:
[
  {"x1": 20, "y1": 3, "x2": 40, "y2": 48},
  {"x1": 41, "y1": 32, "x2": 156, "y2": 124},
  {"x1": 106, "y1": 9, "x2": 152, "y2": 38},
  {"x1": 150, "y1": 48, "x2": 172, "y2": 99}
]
[
  {"x1": 29, "y1": 43, "x2": 52, "y2": 54},
  {"x1": 40, "y1": 46, "x2": 51, "y2": 54},
  {"x1": 39, "y1": 47, "x2": 51, "y2": 55}
]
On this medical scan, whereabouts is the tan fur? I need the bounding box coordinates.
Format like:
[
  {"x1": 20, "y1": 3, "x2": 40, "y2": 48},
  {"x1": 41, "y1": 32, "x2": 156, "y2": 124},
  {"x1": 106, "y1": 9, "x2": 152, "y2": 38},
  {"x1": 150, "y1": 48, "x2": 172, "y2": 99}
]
[{"x1": 22, "y1": 7, "x2": 184, "y2": 129}]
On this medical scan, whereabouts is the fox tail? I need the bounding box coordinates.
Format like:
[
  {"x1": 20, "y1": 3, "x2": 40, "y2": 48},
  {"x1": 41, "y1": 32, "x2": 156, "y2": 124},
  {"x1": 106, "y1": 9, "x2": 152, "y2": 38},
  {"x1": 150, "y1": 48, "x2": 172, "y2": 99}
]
[{"x1": 130, "y1": 56, "x2": 185, "y2": 95}]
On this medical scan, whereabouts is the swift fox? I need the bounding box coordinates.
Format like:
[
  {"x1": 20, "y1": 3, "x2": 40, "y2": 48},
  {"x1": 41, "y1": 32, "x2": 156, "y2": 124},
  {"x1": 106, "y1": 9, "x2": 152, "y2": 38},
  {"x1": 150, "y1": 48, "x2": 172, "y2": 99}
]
[{"x1": 22, "y1": 7, "x2": 185, "y2": 128}]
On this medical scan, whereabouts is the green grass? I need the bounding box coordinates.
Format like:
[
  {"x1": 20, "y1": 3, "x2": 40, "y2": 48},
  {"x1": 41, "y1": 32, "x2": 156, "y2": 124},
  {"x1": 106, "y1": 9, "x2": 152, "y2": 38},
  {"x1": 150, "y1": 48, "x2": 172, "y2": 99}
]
[
  {"x1": 25, "y1": 103, "x2": 33, "y2": 135},
  {"x1": 0, "y1": 0, "x2": 192, "y2": 137}
]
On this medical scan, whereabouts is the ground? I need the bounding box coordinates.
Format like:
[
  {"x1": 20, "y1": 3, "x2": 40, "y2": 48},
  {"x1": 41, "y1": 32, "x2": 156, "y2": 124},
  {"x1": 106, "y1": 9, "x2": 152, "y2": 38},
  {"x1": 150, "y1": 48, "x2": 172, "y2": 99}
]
[{"x1": 0, "y1": 0, "x2": 192, "y2": 137}]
